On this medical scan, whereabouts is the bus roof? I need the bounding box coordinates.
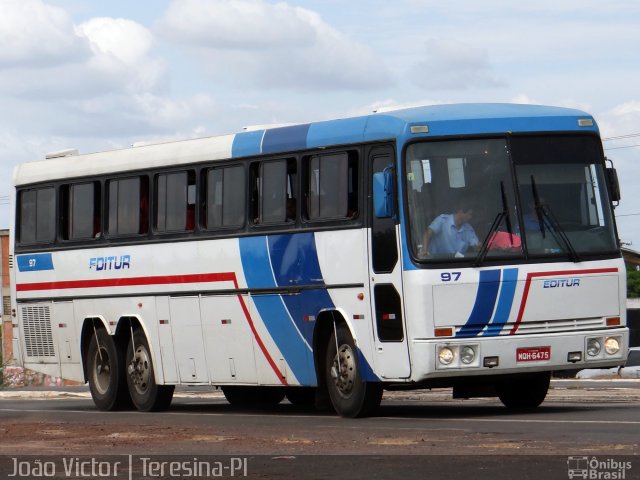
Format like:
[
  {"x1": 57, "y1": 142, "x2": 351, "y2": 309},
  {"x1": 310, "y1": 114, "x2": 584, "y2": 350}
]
[{"x1": 13, "y1": 103, "x2": 598, "y2": 186}]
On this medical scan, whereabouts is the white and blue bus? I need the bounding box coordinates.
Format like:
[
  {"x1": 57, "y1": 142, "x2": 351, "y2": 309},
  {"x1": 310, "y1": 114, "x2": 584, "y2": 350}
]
[{"x1": 9, "y1": 103, "x2": 629, "y2": 417}]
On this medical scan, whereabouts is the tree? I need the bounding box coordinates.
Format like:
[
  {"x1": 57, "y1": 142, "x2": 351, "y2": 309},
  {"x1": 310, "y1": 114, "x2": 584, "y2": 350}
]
[{"x1": 627, "y1": 268, "x2": 640, "y2": 298}]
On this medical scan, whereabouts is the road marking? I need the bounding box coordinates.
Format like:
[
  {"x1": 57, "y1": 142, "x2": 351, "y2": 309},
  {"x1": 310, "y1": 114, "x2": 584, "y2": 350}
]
[
  {"x1": 1, "y1": 407, "x2": 639, "y2": 425},
  {"x1": 379, "y1": 416, "x2": 640, "y2": 425}
]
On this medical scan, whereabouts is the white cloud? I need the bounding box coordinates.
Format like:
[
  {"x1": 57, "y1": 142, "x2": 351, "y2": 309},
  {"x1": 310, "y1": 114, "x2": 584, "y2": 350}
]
[
  {"x1": 510, "y1": 94, "x2": 539, "y2": 105},
  {"x1": 0, "y1": 1, "x2": 166, "y2": 99},
  {"x1": 158, "y1": 0, "x2": 316, "y2": 49},
  {"x1": 599, "y1": 101, "x2": 640, "y2": 142},
  {"x1": 409, "y1": 38, "x2": 503, "y2": 91},
  {"x1": 0, "y1": 0, "x2": 88, "y2": 67},
  {"x1": 76, "y1": 17, "x2": 154, "y2": 66},
  {"x1": 0, "y1": 4, "x2": 176, "y2": 140},
  {"x1": 74, "y1": 17, "x2": 166, "y2": 95},
  {"x1": 157, "y1": 0, "x2": 392, "y2": 90}
]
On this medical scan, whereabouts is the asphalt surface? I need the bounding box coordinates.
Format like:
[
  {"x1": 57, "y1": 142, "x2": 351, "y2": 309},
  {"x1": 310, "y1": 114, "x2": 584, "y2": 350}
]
[{"x1": 0, "y1": 380, "x2": 639, "y2": 479}]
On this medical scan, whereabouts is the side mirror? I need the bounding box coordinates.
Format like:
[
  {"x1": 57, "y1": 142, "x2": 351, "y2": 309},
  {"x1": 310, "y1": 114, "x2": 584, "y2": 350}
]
[
  {"x1": 373, "y1": 166, "x2": 395, "y2": 218},
  {"x1": 605, "y1": 164, "x2": 621, "y2": 203}
]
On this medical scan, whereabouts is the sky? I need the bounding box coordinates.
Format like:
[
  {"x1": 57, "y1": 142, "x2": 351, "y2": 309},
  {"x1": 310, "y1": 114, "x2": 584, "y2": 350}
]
[{"x1": 1, "y1": 0, "x2": 640, "y2": 246}]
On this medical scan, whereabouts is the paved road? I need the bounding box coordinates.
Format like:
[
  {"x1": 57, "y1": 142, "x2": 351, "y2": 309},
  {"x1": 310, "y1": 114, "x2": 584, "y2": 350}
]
[{"x1": 0, "y1": 384, "x2": 638, "y2": 479}]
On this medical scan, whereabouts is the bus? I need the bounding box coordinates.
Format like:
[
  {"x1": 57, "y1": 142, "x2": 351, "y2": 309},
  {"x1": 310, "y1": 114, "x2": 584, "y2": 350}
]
[{"x1": 9, "y1": 103, "x2": 629, "y2": 417}]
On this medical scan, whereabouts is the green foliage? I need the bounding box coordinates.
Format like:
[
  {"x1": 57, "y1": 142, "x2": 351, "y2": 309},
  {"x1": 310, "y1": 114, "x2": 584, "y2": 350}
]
[{"x1": 627, "y1": 268, "x2": 640, "y2": 298}]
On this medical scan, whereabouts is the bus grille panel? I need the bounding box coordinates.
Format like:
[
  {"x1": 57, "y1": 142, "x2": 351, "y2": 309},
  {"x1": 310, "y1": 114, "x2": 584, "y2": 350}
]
[{"x1": 21, "y1": 305, "x2": 56, "y2": 358}]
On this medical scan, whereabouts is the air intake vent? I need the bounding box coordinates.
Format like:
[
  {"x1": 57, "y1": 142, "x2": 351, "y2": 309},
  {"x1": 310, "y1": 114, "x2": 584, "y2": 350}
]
[
  {"x1": 8, "y1": 254, "x2": 13, "y2": 269},
  {"x1": 22, "y1": 305, "x2": 55, "y2": 357},
  {"x1": 2, "y1": 296, "x2": 10, "y2": 316}
]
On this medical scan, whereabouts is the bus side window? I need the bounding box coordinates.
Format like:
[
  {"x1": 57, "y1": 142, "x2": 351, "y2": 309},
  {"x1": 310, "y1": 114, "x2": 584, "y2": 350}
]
[
  {"x1": 17, "y1": 187, "x2": 56, "y2": 245},
  {"x1": 155, "y1": 170, "x2": 196, "y2": 233},
  {"x1": 60, "y1": 182, "x2": 101, "y2": 241},
  {"x1": 251, "y1": 158, "x2": 296, "y2": 225},
  {"x1": 304, "y1": 151, "x2": 358, "y2": 221},
  {"x1": 204, "y1": 165, "x2": 245, "y2": 230},
  {"x1": 107, "y1": 176, "x2": 148, "y2": 236}
]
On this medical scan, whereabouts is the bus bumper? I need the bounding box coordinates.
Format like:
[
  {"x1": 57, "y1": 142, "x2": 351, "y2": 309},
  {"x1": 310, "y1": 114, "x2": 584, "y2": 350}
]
[{"x1": 408, "y1": 327, "x2": 629, "y2": 382}]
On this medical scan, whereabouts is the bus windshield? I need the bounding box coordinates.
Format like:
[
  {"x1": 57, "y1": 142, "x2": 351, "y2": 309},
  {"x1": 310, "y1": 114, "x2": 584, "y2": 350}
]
[{"x1": 405, "y1": 135, "x2": 618, "y2": 263}]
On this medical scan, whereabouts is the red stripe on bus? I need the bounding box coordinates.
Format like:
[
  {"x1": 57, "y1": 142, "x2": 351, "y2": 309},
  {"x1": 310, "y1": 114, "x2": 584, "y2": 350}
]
[
  {"x1": 231, "y1": 277, "x2": 287, "y2": 385},
  {"x1": 509, "y1": 267, "x2": 618, "y2": 335},
  {"x1": 15, "y1": 272, "x2": 237, "y2": 291},
  {"x1": 17, "y1": 271, "x2": 289, "y2": 385}
]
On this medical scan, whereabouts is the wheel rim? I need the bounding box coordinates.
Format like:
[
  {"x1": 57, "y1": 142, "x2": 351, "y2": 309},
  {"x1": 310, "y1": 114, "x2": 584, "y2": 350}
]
[
  {"x1": 330, "y1": 343, "x2": 356, "y2": 398},
  {"x1": 92, "y1": 347, "x2": 111, "y2": 395},
  {"x1": 128, "y1": 344, "x2": 151, "y2": 395}
]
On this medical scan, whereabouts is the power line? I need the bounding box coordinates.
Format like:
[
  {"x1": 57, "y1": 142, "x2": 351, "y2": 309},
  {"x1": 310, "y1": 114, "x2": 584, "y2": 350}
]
[
  {"x1": 604, "y1": 143, "x2": 640, "y2": 151},
  {"x1": 602, "y1": 132, "x2": 640, "y2": 141}
]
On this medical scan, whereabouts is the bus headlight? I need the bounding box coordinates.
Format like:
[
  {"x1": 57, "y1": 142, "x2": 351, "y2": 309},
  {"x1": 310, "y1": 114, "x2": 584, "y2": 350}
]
[
  {"x1": 438, "y1": 347, "x2": 455, "y2": 365},
  {"x1": 460, "y1": 346, "x2": 476, "y2": 365},
  {"x1": 604, "y1": 337, "x2": 620, "y2": 355},
  {"x1": 586, "y1": 338, "x2": 602, "y2": 357}
]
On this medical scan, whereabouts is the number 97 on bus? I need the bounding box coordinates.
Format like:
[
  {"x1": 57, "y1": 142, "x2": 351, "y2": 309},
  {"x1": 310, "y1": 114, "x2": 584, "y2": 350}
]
[{"x1": 440, "y1": 272, "x2": 461, "y2": 282}]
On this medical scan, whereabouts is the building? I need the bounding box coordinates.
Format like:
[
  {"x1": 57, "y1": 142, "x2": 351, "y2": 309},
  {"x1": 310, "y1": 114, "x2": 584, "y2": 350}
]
[
  {"x1": 622, "y1": 246, "x2": 640, "y2": 271},
  {"x1": 1, "y1": 229, "x2": 11, "y2": 364}
]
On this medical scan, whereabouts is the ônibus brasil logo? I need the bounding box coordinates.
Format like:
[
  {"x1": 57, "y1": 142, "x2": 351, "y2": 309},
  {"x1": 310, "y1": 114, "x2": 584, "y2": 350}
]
[{"x1": 567, "y1": 457, "x2": 632, "y2": 480}]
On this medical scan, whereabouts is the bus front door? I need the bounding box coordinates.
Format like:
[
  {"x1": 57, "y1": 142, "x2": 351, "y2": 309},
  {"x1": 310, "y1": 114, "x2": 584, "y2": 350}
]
[{"x1": 367, "y1": 144, "x2": 411, "y2": 379}]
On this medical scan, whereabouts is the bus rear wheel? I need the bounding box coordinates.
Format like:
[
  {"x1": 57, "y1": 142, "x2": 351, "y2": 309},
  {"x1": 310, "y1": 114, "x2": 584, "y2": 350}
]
[
  {"x1": 125, "y1": 330, "x2": 174, "y2": 412},
  {"x1": 87, "y1": 327, "x2": 130, "y2": 411},
  {"x1": 496, "y1": 371, "x2": 551, "y2": 409},
  {"x1": 325, "y1": 323, "x2": 382, "y2": 418}
]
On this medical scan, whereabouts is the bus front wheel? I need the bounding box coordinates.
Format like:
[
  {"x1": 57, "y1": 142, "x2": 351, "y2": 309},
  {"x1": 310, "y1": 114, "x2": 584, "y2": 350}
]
[
  {"x1": 496, "y1": 371, "x2": 551, "y2": 409},
  {"x1": 325, "y1": 323, "x2": 382, "y2": 418},
  {"x1": 125, "y1": 330, "x2": 174, "y2": 412},
  {"x1": 87, "y1": 327, "x2": 130, "y2": 411}
]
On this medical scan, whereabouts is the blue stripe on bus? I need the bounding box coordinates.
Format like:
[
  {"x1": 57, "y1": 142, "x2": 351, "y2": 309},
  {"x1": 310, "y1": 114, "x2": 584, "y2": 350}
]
[
  {"x1": 306, "y1": 117, "x2": 368, "y2": 148},
  {"x1": 239, "y1": 235, "x2": 316, "y2": 385},
  {"x1": 267, "y1": 233, "x2": 329, "y2": 347},
  {"x1": 17, "y1": 253, "x2": 54, "y2": 272},
  {"x1": 266, "y1": 232, "x2": 379, "y2": 382},
  {"x1": 483, "y1": 268, "x2": 518, "y2": 336},
  {"x1": 240, "y1": 233, "x2": 379, "y2": 383},
  {"x1": 262, "y1": 124, "x2": 310, "y2": 154},
  {"x1": 231, "y1": 130, "x2": 264, "y2": 158},
  {"x1": 456, "y1": 269, "x2": 501, "y2": 338}
]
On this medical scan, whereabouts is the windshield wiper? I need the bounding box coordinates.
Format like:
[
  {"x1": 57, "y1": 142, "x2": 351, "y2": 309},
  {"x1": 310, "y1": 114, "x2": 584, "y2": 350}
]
[
  {"x1": 530, "y1": 176, "x2": 580, "y2": 262},
  {"x1": 474, "y1": 182, "x2": 513, "y2": 267}
]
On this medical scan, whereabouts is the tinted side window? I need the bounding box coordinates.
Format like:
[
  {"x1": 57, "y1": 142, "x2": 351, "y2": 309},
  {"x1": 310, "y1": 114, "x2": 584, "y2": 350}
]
[
  {"x1": 205, "y1": 165, "x2": 245, "y2": 229},
  {"x1": 107, "y1": 176, "x2": 149, "y2": 236},
  {"x1": 155, "y1": 171, "x2": 196, "y2": 233},
  {"x1": 262, "y1": 161, "x2": 287, "y2": 223},
  {"x1": 60, "y1": 182, "x2": 101, "y2": 240},
  {"x1": 19, "y1": 187, "x2": 55, "y2": 244},
  {"x1": 371, "y1": 146, "x2": 397, "y2": 273},
  {"x1": 251, "y1": 159, "x2": 297, "y2": 225},
  {"x1": 305, "y1": 151, "x2": 358, "y2": 220}
]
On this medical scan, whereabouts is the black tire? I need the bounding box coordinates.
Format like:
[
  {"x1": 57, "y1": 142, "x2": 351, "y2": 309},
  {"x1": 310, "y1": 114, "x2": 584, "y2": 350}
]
[
  {"x1": 285, "y1": 387, "x2": 317, "y2": 406},
  {"x1": 222, "y1": 386, "x2": 285, "y2": 408},
  {"x1": 87, "y1": 327, "x2": 131, "y2": 411},
  {"x1": 125, "y1": 329, "x2": 174, "y2": 412},
  {"x1": 496, "y1": 371, "x2": 551, "y2": 409},
  {"x1": 325, "y1": 323, "x2": 382, "y2": 418}
]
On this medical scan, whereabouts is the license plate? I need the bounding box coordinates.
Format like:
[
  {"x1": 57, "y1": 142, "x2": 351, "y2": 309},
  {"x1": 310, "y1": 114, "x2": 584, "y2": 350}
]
[{"x1": 516, "y1": 346, "x2": 551, "y2": 362}]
